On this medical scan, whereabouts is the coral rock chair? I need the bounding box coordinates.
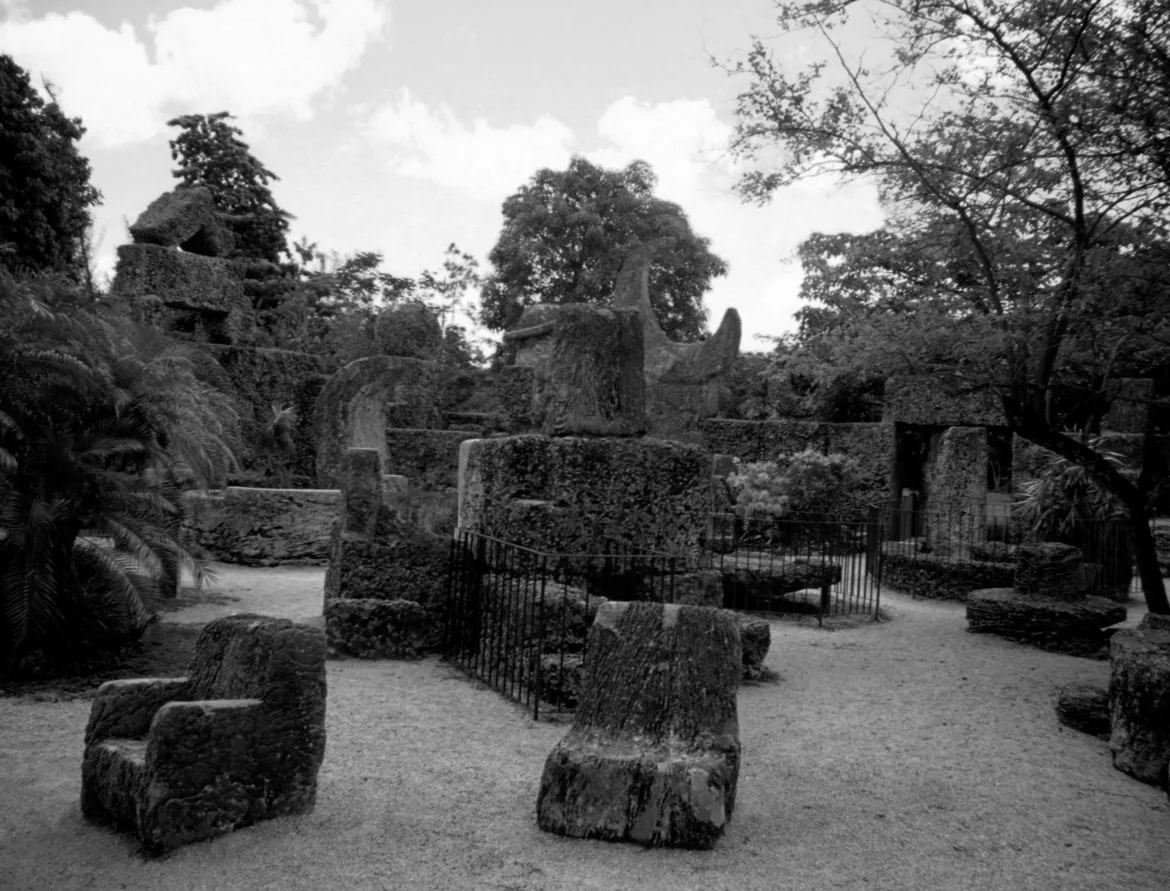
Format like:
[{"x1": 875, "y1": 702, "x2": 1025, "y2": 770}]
[{"x1": 81, "y1": 613, "x2": 327, "y2": 852}]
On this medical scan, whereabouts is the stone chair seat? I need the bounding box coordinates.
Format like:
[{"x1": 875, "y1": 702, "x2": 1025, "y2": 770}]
[{"x1": 81, "y1": 615, "x2": 326, "y2": 853}]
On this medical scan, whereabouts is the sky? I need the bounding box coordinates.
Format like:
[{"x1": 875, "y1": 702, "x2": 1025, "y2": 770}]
[{"x1": 1, "y1": 0, "x2": 886, "y2": 348}]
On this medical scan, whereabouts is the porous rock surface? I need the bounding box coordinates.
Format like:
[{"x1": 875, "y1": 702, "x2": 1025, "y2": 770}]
[
  {"x1": 965, "y1": 588, "x2": 1126, "y2": 657},
  {"x1": 1109, "y1": 621, "x2": 1170, "y2": 789},
  {"x1": 128, "y1": 185, "x2": 232, "y2": 256},
  {"x1": 537, "y1": 601, "x2": 741, "y2": 849},
  {"x1": 81, "y1": 614, "x2": 327, "y2": 853}
]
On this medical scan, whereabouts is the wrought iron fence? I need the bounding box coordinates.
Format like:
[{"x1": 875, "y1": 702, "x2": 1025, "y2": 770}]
[
  {"x1": 873, "y1": 497, "x2": 1143, "y2": 600},
  {"x1": 443, "y1": 529, "x2": 679, "y2": 720},
  {"x1": 690, "y1": 511, "x2": 884, "y2": 621}
]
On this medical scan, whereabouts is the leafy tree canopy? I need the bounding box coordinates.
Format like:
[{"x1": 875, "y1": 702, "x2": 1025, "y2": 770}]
[
  {"x1": 728, "y1": 0, "x2": 1170, "y2": 611},
  {"x1": 0, "y1": 54, "x2": 101, "y2": 279},
  {"x1": 167, "y1": 111, "x2": 292, "y2": 264},
  {"x1": 480, "y1": 156, "x2": 727, "y2": 341}
]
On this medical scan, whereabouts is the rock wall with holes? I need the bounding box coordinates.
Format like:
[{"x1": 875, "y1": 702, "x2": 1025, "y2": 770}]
[{"x1": 457, "y1": 434, "x2": 714, "y2": 555}]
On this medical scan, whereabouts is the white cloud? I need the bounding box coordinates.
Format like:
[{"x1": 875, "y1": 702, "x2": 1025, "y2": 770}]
[
  {"x1": 0, "y1": 0, "x2": 389, "y2": 148},
  {"x1": 361, "y1": 89, "x2": 576, "y2": 204}
]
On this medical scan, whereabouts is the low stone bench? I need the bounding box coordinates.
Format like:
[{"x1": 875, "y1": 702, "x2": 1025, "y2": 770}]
[
  {"x1": 966, "y1": 588, "x2": 1126, "y2": 657},
  {"x1": 537, "y1": 602, "x2": 741, "y2": 849}
]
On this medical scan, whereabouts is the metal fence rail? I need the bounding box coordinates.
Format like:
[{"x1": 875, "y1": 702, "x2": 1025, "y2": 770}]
[{"x1": 443, "y1": 530, "x2": 678, "y2": 720}]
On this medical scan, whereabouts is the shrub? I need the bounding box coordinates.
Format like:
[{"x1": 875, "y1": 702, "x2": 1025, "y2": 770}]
[{"x1": 727, "y1": 449, "x2": 861, "y2": 518}]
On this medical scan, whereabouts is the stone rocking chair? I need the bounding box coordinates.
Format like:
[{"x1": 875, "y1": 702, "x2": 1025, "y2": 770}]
[{"x1": 81, "y1": 614, "x2": 327, "y2": 853}]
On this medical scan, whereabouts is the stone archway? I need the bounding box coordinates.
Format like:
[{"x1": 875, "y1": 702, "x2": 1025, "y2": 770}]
[{"x1": 312, "y1": 355, "x2": 443, "y2": 488}]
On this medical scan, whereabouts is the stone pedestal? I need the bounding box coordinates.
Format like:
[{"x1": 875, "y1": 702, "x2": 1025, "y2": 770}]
[{"x1": 536, "y1": 602, "x2": 741, "y2": 849}]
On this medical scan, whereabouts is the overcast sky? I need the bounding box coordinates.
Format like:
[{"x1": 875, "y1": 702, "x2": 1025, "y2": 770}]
[{"x1": 2, "y1": 0, "x2": 885, "y2": 348}]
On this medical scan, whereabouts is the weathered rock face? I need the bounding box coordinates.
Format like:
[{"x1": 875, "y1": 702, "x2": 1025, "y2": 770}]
[
  {"x1": 537, "y1": 602, "x2": 742, "y2": 849},
  {"x1": 1109, "y1": 624, "x2": 1170, "y2": 788},
  {"x1": 81, "y1": 614, "x2": 327, "y2": 853},
  {"x1": 110, "y1": 242, "x2": 251, "y2": 344},
  {"x1": 182, "y1": 487, "x2": 341, "y2": 566},
  {"x1": 458, "y1": 434, "x2": 713, "y2": 556},
  {"x1": 313, "y1": 355, "x2": 444, "y2": 488},
  {"x1": 504, "y1": 304, "x2": 648, "y2": 437},
  {"x1": 610, "y1": 242, "x2": 741, "y2": 442},
  {"x1": 128, "y1": 185, "x2": 233, "y2": 256},
  {"x1": 1056, "y1": 683, "x2": 1111, "y2": 740},
  {"x1": 373, "y1": 302, "x2": 443, "y2": 359},
  {"x1": 1015, "y1": 542, "x2": 1084, "y2": 599},
  {"x1": 965, "y1": 588, "x2": 1126, "y2": 657}
]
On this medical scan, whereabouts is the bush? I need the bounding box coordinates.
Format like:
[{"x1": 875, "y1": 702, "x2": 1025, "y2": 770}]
[{"x1": 727, "y1": 449, "x2": 861, "y2": 518}]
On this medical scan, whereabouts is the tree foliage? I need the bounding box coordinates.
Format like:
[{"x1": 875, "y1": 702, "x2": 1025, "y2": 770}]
[
  {"x1": 0, "y1": 274, "x2": 239, "y2": 676},
  {"x1": 480, "y1": 156, "x2": 727, "y2": 341},
  {"x1": 168, "y1": 111, "x2": 292, "y2": 264},
  {"x1": 729, "y1": 0, "x2": 1170, "y2": 612},
  {"x1": 0, "y1": 54, "x2": 101, "y2": 280}
]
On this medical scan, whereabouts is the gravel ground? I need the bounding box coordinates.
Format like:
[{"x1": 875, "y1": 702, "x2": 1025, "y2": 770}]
[{"x1": 1, "y1": 567, "x2": 1168, "y2": 891}]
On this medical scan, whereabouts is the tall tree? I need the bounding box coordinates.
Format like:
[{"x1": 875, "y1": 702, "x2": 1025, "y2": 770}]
[
  {"x1": 167, "y1": 112, "x2": 291, "y2": 264},
  {"x1": 0, "y1": 54, "x2": 101, "y2": 279},
  {"x1": 729, "y1": 0, "x2": 1170, "y2": 612},
  {"x1": 480, "y1": 156, "x2": 727, "y2": 341}
]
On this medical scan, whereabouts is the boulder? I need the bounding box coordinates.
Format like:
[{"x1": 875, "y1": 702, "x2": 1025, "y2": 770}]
[
  {"x1": 128, "y1": 186, "x2": 233, "y2": 256},
  {"x1": 1109, "y1": 622, "x2": 1170, "y2": 788},
  {"x1": 672, "y1": 570, "x2": 724, "y2": 607},
  {"x1": 1055, "y1": 683, "x2": 1110, "y2": 740},
  {"x1": 537, "y1": 602, "x2": 741, "y2": 849},
  {"x1": 965, "y1": 588, "x2": 1126, "y2": 657}
]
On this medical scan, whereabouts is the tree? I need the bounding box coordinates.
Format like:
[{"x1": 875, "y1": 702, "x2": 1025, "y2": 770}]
[
  {"x1": 167, "y1": 112, "x2": 292, "y2": 264},
  {"x1": 728, "y1": 0, "x2": 1170, "y2": 612},
  {"x1": 0, "y1": 54, "x2": 101, "y2": 279},
  {"x1": 480, "y1": 156, "x2": 727, "y2": 341},
  {"x1": 0, "y1": 273, "x2": 238, "y2": 676}
]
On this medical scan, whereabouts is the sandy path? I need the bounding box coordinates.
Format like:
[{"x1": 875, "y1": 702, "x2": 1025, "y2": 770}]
[{"x1": 1, "y1": 570, "x2": 1167, "y2": 891}]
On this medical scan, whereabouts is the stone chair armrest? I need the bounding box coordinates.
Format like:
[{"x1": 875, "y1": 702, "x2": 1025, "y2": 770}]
[
  {"x1": 85, "y1": 677, "x2": 190, "y2": 746},
  {"x1": 146, "y1": 699, "x2": 266, "y2": 782}
]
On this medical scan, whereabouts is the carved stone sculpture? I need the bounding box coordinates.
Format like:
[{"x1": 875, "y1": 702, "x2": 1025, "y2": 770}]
[
  {"x1": 81, "y1": 614, "x2": 327, "y2": 852},
  {"x1": 537, "y1": 601, "x2": 741, "y2": 849}
]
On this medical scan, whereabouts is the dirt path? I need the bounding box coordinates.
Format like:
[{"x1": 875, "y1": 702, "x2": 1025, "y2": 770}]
[{"x1": 1, "y1": 569, "x2": 1167, "y2": 891}]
